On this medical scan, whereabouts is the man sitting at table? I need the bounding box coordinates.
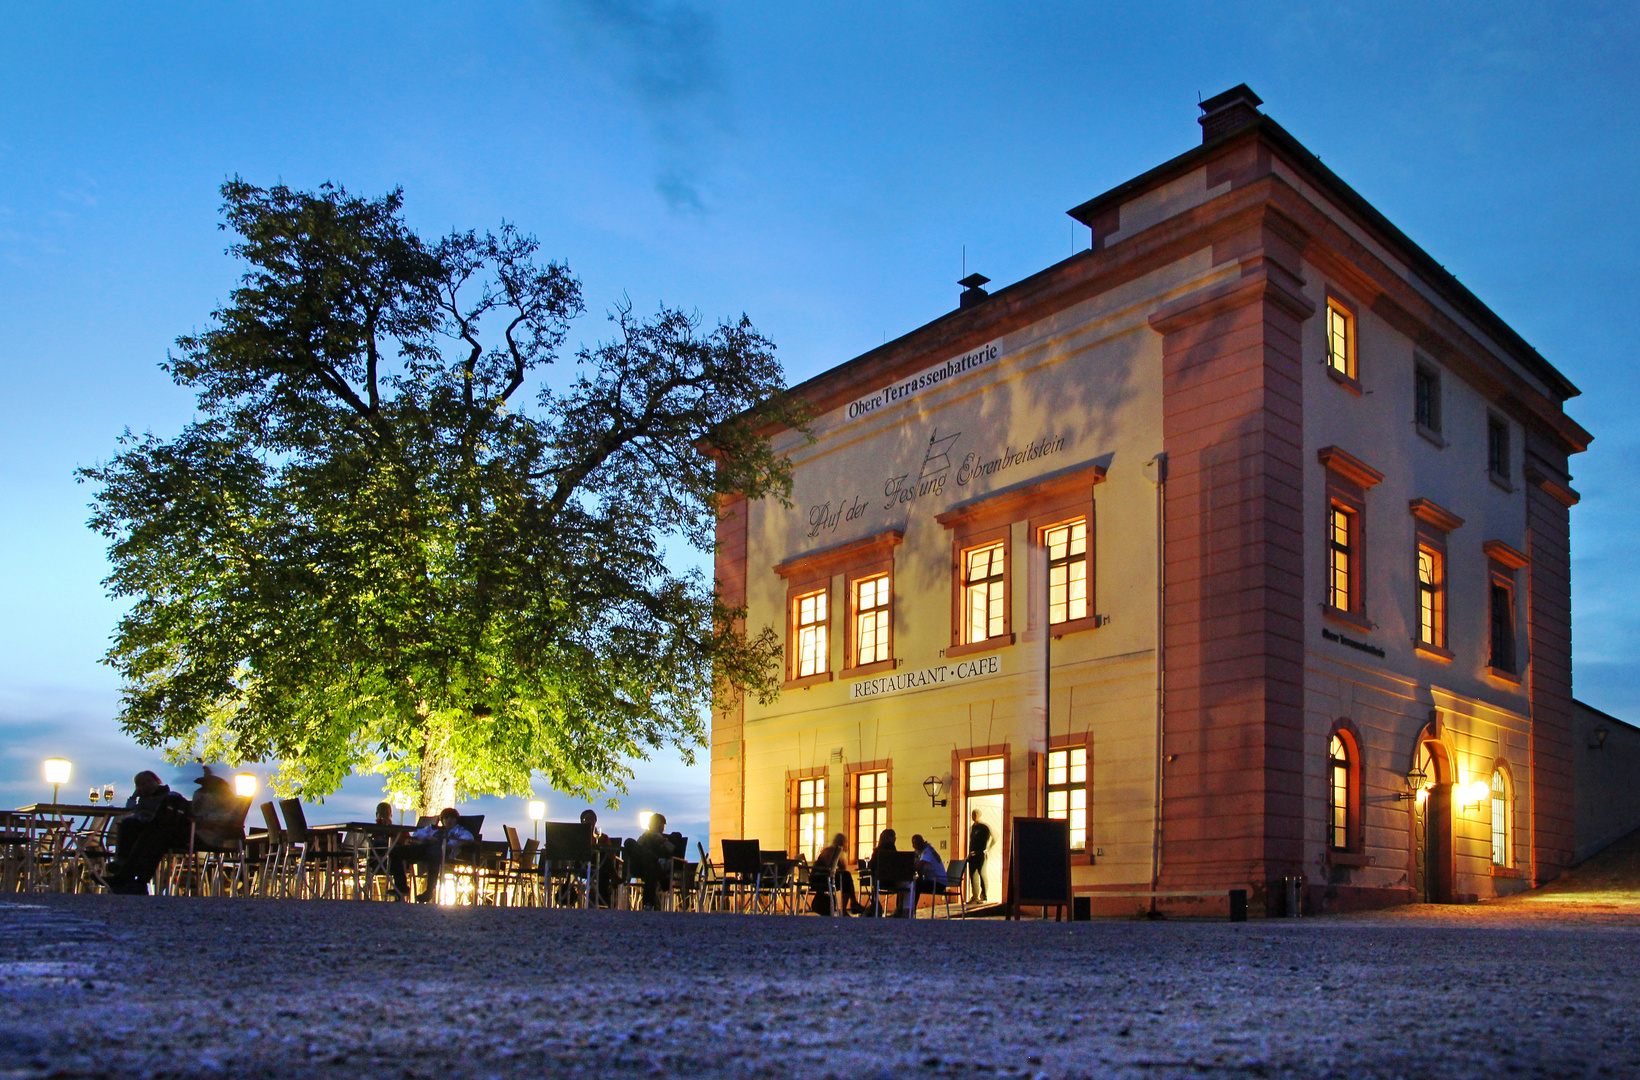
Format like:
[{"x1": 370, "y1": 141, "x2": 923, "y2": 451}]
[
  {"x1": 623, "y1": 813, "x2": 677, "y2": 910},
  {"x1": 389, "y1": 807, "x2": 473, "y2": 902},
  {"x1": 910, "y1": 834, "x2": 948, "y2": 908},
  {"x1": 104, "y1": 771, "x2": 193, "y2": 895}
]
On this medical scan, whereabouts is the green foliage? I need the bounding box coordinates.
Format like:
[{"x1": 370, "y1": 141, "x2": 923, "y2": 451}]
[{"x1": 81, "y1": 179, "x2": 801, "y2": 807}]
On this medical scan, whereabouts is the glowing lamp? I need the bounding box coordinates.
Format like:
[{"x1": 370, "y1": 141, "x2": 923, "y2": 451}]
[
  {"x1": 1463, "y1": 779, "x2": 1492, "y2": 812},
  {"x1": 638, "y1": 810, "x2": 655, "y2": 830},
  {"x1": 528, "y1": 800, "x2": 546, "y2": 821},
  {"x1": 43, "y1": 758, "x2": 72, "y2": 804},
  {"x1": 233, "y1": 773, "x2": 258, "y2": 799}
]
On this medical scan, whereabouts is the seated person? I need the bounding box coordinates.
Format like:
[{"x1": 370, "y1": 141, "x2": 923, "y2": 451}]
[
  {"x1": 389, "y1": 808, "x2": 474, "y2": 902},
  {"x1": 867, "y1": 829, "x2": 908, "y2": 916},
  {"x1": 910, "y1": 834, "x2": 948, "y2": 905},
  {"x1": 809, "y1": 832, "x2": 861, "y2": 915},
  {"x1": 104, "y1": 771, "x2": 193, "y2": 895},
  {"x1": 622, "y1": 813, "x2": 677, "y2": 910},
  {"x1": 374, "y1": 801, "x2": 395, "y2": 827}
]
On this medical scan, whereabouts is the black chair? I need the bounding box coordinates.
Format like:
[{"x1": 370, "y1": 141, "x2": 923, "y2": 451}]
[
  {"x1": 719, "y1": 839, "x2": 763, "y2": 913},
  {"x1": 540, "y1": 822, "x2": 596, "y2": 908},
  {"x1": 868, "y1": 850, "x2": 917, "y2": 917}
]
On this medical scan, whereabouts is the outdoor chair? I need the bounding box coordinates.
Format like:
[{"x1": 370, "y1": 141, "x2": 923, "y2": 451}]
[
  {"x1": 539, "y1": 821, "x2": 596, "y2": 908},
  {"x1": 867, "y1": 851, "x2": 917, "y2": 917},
  {"x1": 258, "y1": 801, "x2": 288, "y2": 897},
  {"x1": 693, "y1": 842, "x2": 720, "y2": 912},
  {"x1": 280, "y1": 799, "x2": 353, "y2": 899},
  {"x1": 927, "y1": 858, "x2": 966, "y2": 919},
  {"x1": 719, "y1": 839, "x2": 763, "y2": 913}
]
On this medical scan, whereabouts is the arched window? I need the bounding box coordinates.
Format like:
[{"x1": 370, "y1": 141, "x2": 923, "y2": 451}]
[
  {"x1": 1329, "y1": 734, "x2": 1351, "y2": 851},
  {"x1": 1490, "y1": 767, "x2": 1513, "y2": 868}
]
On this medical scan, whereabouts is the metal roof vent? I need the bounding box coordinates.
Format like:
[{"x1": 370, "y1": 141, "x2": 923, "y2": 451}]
[
  {"x1": 1198, "y1": 84, "x2": 1263, "y2": 143},
  {"x1": 959, "y1": 272, "x2": 991, "y2": 309}
]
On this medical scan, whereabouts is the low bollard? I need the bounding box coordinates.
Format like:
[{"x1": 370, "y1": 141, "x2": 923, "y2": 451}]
[{"x1": 1228, "y1": 889, "x2": 1247, "y2": 922}]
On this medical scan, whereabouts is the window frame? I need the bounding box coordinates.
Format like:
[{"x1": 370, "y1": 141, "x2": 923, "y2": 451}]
[
  {"x1": 1325, "y1": 721, "x2": 1365, "y2": 857},
  {"x1": 1481, "y1": 540, "x2": 1528, "y2": 683},
  {"x1": 1318, "y1": 447, "x2": 1383, "y2": 631},
  {"x1": 1487, "y1": 414, "x2": 1513, "y2": 489},
  {"x1": 1489, "y1": 763, "x2": 1514, "y2": 869},
  {"x1": 952, "y1": 744, "x2": 1011, "y2": 875},
  {"x1": 790, "y1": 585, "x2": 831, "y2": 681},
  {"x1": 847, "y1": 761, "x2": 891, "y2": 861},
  {"x1": 1044, "y1": 740, "x2": 1091, "y2": 853},
  {"x1": 1324, "y1": 292, "x2": 1361, "y2": 391},
  {"x1": 788, "y1": 769, "x2": 828, "y2": 863},
  {"x1": 1409, "y1": 498, "x2": 1463, "y2": 659},
  {"x1": 936, "y1": 463, "x2": 1108, "y2": 658},
  {"x1": 1414, "y1": 359, "x2": 1445, "y2": 447},
  {"x1": 959, "y1": 535, "x2": 1010, "y2": 648},
  {"x1": 774, "y1": 529, "x2": 904, "y2": 689}
]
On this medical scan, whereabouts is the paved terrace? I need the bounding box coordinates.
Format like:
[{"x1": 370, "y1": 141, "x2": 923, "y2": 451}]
[{"x1": 4, "y1": 835, "x2": 1640, "y2": 1080}]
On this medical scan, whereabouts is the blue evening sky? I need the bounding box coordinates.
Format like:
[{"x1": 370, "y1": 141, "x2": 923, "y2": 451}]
[{"x1": 2, "y1": 2, "x2": 1635, "y2": 845}]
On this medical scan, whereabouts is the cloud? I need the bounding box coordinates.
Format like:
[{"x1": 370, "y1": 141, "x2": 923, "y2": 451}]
[{"x1": 553, "y1": 0, "x2": 729, "y2": 211}]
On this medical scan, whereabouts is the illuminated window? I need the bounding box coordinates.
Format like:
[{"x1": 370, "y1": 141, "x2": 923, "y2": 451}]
[
  {"x1": 793, "y1": 588, "x2": 828, "y2": 679},
  {"x1": 854, "y1": 770, "x2": 888, "y2": 857},
  {"x1": 965, "y1": 757, "x2": 1004, "y2": 796},
  {"x1": 1489, "y1": 579, "x2": 1517, "y2": 674},
  {"x1": 963, "y1": 542, "x2": 1007, "y2": 644},
  {"x1": 1043, "y1": 519, "x2": 1088, "y2": 625},
  {"x1": 1329, "y1": 735, "x2": 1351, "y2": 850},
  {"x1": 855, "y1": 574, "x2": 890, "y2": 666},
  {"x1": 1418, "y1": 545, "x2": 1444, "y2": 648},
  {"x1": 1488, "y1": 417, "x2": 1511, "y2": 482},
  {"x1": 1328, "y1": 504, "x2": 1356, "y2": 611},
  {"x1": 794, "y1": 776, "x2": 826, "y2": 862},
  {"x1": 1045, "y1": 747, "x2": 1087, "y2": 851},
  {"x1": 1415, "y1": 364, "x2": 1442, "y2": 434},
  {"x1": 1326, "y1": 299, "x2": 1355, "y2": 379},
  {"x1": 1490, "y1": 768, "x2": 1512, "y2": 868}
]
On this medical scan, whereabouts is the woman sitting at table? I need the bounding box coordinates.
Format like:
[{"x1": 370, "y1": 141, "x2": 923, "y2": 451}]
[{"x1": 809, "y1": 833, "x2": 861, "y2": 916}]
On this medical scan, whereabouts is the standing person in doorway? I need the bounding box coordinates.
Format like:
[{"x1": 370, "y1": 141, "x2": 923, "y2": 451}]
[{"x1": 967, "y1": 810, "x2": 993, "y2": 903}]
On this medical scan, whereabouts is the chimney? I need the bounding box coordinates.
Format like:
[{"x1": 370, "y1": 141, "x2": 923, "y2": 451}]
[
  {"x1": 1197, "y1": 84, "x2": 1263, "y2": 144},
  {"x1": 959, "y1": 273, "x2": 991, "y2": 309}
]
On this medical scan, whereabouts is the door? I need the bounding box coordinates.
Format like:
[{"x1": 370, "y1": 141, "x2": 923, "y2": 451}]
[
  {"x1": 1411, "y1": 740, "x2": 1449, "y2": 903},
  {"x1": 962, "y1": 756, "x2": 1006, "y2": 904}
]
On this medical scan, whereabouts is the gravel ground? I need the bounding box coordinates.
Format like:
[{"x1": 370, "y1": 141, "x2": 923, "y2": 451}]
[{"x1": 3, "y1": 878, "x2": 1638, "y2": 1080}]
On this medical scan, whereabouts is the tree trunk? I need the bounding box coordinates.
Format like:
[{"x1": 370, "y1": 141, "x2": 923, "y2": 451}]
[{"x1": 419, "y1": 729, "x2": 457, "y2": 816}]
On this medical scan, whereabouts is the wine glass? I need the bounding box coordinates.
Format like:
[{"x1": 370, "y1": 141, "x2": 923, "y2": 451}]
[
  {"x1": 88, "y1": 787, "x2": 100, "y2": 805},
  {"x1": 104, "y1": 784, "x2": 115, "y2": 804}
]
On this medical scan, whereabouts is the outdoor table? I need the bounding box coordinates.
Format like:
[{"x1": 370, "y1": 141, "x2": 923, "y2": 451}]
[
  {"x1": 308, "y1": 822, "x2": 411, "y2": 899},
  {"x1": 9, "y1": 804, "x2": 129, "y2": 892}
]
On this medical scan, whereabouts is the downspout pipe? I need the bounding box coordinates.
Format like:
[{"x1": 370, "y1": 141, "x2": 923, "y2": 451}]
[{"x1": 1144, "y1": 453, "x2": 1167, "y2": 912}]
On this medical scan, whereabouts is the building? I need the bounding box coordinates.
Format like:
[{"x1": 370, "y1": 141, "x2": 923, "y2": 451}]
[{"x1": 711, "y1": 85, "x2": 1596, "y2": 915}]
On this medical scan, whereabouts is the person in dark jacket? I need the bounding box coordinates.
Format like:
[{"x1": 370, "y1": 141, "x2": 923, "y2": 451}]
[
  {"x1": 623, "y1": 813, "x2": 676, "y2": 910},
  {"x1": 104, "y1": 771, "x2": 192, "y2": 894},
  {"x1": 967, "y1": 810, "x2": 993, "y2": 902}
]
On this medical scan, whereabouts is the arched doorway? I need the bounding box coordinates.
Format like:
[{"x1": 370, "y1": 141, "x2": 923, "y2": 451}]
[{"x1": 1410, "y1": 737, "x2": 1454, "y2": 903}]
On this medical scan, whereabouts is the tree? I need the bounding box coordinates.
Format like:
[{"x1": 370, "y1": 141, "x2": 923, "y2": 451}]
[{"x1": 81, "y1": 179, "x2": 800, "y2": 812}]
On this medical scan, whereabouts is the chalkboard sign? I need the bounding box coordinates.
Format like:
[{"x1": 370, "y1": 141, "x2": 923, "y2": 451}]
[{"x1": 1009, "y1": 816, "x2": 1071, "y2": 919}]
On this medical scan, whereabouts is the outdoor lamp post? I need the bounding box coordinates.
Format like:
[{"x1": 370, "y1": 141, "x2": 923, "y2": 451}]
[
  {"x1": 43, "y1": 758, "x2": 71, "y2": 805},
  {"x1": 233, "y1": 773, "x2": 258, "y2": 799},
  {"x1": 528, "y1": 799, "x2": 546, "y2": 841},
  {"x1": 638, "y1": 810, "x2": 655, "y2": 831},
  {"x1": 394, "y1": 796, "x2": 415, "y2": 826}
]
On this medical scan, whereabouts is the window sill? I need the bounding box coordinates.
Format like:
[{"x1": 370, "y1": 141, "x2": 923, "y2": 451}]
[
  {"x1": 1413, "y1": 641, "x2": 1454, "y2": 662},
  {"x1": 781, "y1": 672, "x2": 834, "y2": 691},
  {"x1": 1491, "y1": 865, "x2": 1525, "y2": 879},
  {"x1": 1321, "y1": 605, "x2": 1372, "y2": 633},
  {"x1": 1049, "y1": 614, "x2": 1103, "y2": 638},
  {"x1": 840, "y1": 658, "x2": 896, "y2": 679},
  {"x1": 1415, "y1": 423, "x2": 1447, "y2": 449},
  {"x1": 1324, "y1": 364, "x2": 1363, "y2": 395},
  {"x1": 1327, "y1": 851, "x2": 1373, "y2": 868},
  {"x1": 1485, "y1": 665, "x2": 1522, "y2": 687},
  {"x1": 946, "y1": 634, "x2": 1015, "y2": 660},
  {"x1": 1489, "y1": 471, "x2": 1516, "y2": 494}
]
